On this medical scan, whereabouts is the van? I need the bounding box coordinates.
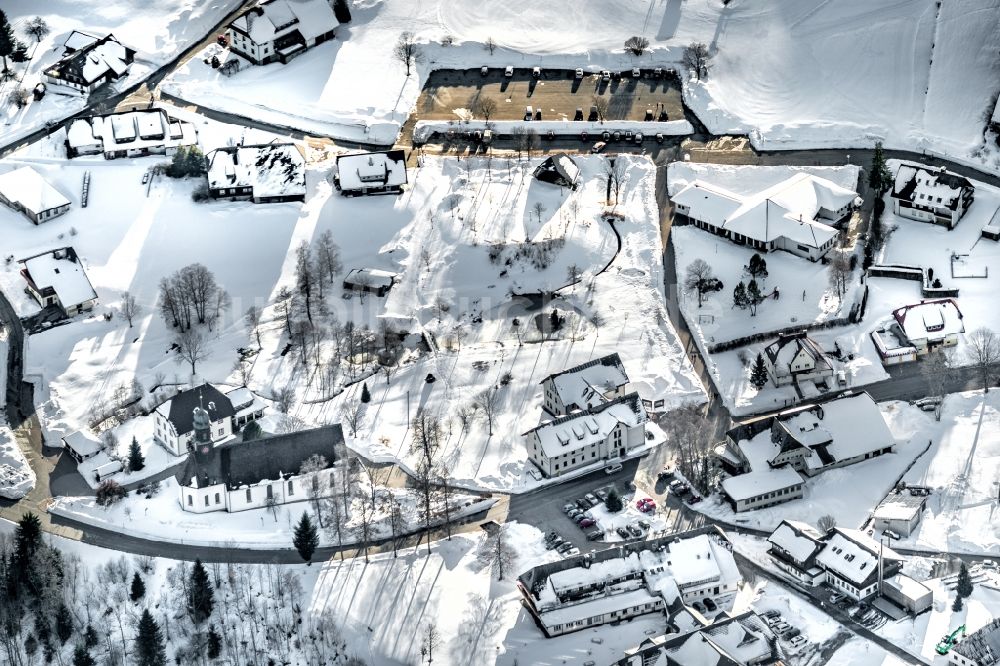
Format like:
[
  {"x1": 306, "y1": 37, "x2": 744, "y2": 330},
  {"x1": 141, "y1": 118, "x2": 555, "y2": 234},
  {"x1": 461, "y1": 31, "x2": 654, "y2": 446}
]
[
  {"x1": 524, "y1": 106, "x2": 533, "y2": 120},
  {"x1": 604, "y1": 462, "x2": 623, "y2": 475}
]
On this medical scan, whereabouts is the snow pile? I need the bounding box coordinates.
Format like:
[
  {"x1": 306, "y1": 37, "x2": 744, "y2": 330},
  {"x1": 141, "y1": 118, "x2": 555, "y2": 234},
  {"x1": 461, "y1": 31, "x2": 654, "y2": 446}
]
[{"x1": 0, "y1": 420, "x2": 34, "y2": 500}]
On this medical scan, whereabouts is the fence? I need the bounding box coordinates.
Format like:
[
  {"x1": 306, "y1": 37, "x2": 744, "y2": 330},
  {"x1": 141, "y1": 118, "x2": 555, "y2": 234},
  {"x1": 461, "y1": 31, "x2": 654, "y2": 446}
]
[{"x1": 867, "y1": 263, "x2": 959, "y2": 298}]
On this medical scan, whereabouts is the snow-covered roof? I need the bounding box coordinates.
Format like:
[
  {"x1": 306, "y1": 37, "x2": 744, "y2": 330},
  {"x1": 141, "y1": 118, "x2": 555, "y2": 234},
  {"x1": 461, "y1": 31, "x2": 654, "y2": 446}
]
[
  {"x1": 81, "y1": 109, "x2": 198, "y2": 155},
  {"x1": 62, "y1": 30, "x2": 99, "y2": 53},
  {"x1": 673, "y1": 172, "x2": 855, "y2": 250},
  {"x1": 67, "y1": 119, "x2": 101, "y2": 149},
  {"x1": 206, "y1": 144, "x2": 306, "y2": 199},
  {"x1": 542, "y1": 353, "x2": 630, "y2": 411},
  {"x1": 815, "y1": 528, "x2": 903, "y2": 587},
  {"x1": 666, "y1": 534, "x2": 741, "y2": 590},
  {"x1": 343, "y1": 267, "x2": 397, "y2": 289},
  {"x1": 650, "y1": 612, "x2": 775, "y2": 666},
  {"x1": 873, "y1": 493, "x2": 926, "y2": 522},
  {"x1": 892, "y1": 163, "x2": 973, "y2": 211},
  {"x1": 538, "y1": 588, "x2": 660, "y2": 628},
  {"x1": 533, "y1": 153, "x2": 581, "y2": 188},
  {"x1": 721, "y1": 466, "x2": 803, "y2": 501},
  {"x1": 892, "y1": 299, "x2": 964, "y2": 344},
  {"x1": 231, "y1": 0, "x2": 339, "y2": 45},
  {"x1": 768, "y1": 520, "x2": 824, "y2": 563},
  {"x1": 46, "y1": 34, "x2": 133, "y2": 86},
  {"x1": 764, "y1": 331, "x2": 829, "y2": 375},
  {"x1": 882, "y1": 574, "x2": 931, "y2": 602},
  {"x1": 953, "y1": 617, "x2": 1000, "y2": 663},
  {"x1": 61, "y1": 430, "x2": 101, "y2": 458},
  {"x1": 20, "y1": 248, "x2": 97, "y2": 309},
  {"x1": 0, "y1": 167, "x2": 71, "y2": 216},
  {"x1": 336, "y1": 151, "x2": 407, "y2": 191},
  {"x1": 734, "y1": 393, "x2": 893, "y2": 473},
  {"x1": 527, "y1": 393, "x2": 646, "y2": 458}
]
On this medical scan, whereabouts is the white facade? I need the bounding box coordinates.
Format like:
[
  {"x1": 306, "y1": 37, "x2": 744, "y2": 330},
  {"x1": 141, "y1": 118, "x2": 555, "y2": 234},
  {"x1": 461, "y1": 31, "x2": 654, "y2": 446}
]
[
  {"x1": 891, "y1": 163, "x2": 975, "y2": 229},
  {"x1": 154, "y1": 408, "x2": 232, "y2": 456},
  {"x1": 179, "y1": 465, "x2": 339, "y2": 513},
  {"x1": 540, "y1": 353, "x2": 630, "y2": 416}
]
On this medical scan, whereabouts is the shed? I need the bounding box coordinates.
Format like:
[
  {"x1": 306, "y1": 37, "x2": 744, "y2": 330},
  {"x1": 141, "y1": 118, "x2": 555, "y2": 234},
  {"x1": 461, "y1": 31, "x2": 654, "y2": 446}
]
[
  {"x1": 62, "y1": 431, "x2": 102, "y2": 463},
  {"x1": 343, "y1": 268, "x2": 398, "y2": 297},
  {"x1": 532, "y1": 153, "x2": 580, "y2": 190},
  {"x1": 881, "y1": 574, "x2": 932, "y2": 615},
  {"x1": 94, "y1": 460, "x2": 123, "y2": 482},
  {"x1": 872, "y1": 492, "x2": 927, "y2": 537}
]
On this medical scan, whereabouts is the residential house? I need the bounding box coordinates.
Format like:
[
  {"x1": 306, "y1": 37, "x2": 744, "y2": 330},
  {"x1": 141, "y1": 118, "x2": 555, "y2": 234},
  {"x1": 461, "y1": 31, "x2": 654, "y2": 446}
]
[
  {"x1": 714, "y1": 392, "x2": 895, "y2": 512},
  {"x1": 614, "y1": 611, "x2": 779, "y2": 666},
  {"x1": 766, "y1": 522, "x2": 906, "y2": 602},
  {"x1": 228, "y1": 0, "x2": 339, "y2": 65},
  {"x1": 177, "y1": 422, "x2": 344, "y2": 513},
  {"x1": 762, "y1": 331, "x2": 833, "y2": 387},
  {"x1": 891, "y1": 163, "x2": 974, "y2": 229},
  {"x1": 226, "y1": 387, "x2": 268, "y2": 431},
  {"x1": 540, "y1": 352, "x2": 630, "y2": 416},
  {"x1": 66, "y1": 109, "x2": 198, "y2": 160},
  {"x1": 891, "y1": 299, "x2": 964, "y2": 355},
  {"x1": 517, "y1": 527, "x2": 742, "y2": 638},
  {"x1": 766, "y1": 519, "x2": 827, "y2": 586},
  {"x1": 342, "y1": 268, "x2": 397, "y2": 297},
  {"x1": 20, "y1": 247, "x2": 97, "y2": 316},
  {"x1": 671, "y1": 172, "x2": 858, "y2": 261},
  {"x1": 950, "y1": 617, "x2": 1000, "y2": 666},
  {"x1": 154, "y1": 384, "x2": 240, "y2": 456},
  {"x1": 206, "y1": 143, "x2": 306, "y2": 202},
  {"x1": 43, "y1": 34, "x2": 135, "y2": 93},
  {"x1": 525, "y1": 392, "x2": 647, "y2": 478},
  {"x1": 872, "y1": 491, "x2": 927, "y2": 537},
  {"x1": 61, "y1": 431, "x2": 102, "y2": 464},
  {"x1": 533, "y1": 153, "x2": 580, "y2": 190},
  {"x1": 0, "y1": 166, "x2": 71, "y2": 224},
  {"x1": 334, "y1": 150, "x2": 407, "y2": 196}
]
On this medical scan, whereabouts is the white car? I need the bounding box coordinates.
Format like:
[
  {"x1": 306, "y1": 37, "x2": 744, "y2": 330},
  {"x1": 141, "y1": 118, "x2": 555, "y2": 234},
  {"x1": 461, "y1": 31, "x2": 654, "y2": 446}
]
[
  {"x1": 504, "y1": 66, "x2": 514, "y2": 77},
  {"x1": 632, "y1": 67, "x2": 641, "y2": 78},
  {"x1": 591, "y1": 141, "x2": 607, "y2": 153},
  {"x1": 575, "y1": 68, "x2": 584, "y2": 78},
  {"x1": 601, "y1": 70, "x2": 611, "y2": 81},
  {"x1": 532, "y1": 66, "x2": 541, "y2": 77},
  {"x1": 604, "y1": 462, "x2": 623, "y2": 475}
]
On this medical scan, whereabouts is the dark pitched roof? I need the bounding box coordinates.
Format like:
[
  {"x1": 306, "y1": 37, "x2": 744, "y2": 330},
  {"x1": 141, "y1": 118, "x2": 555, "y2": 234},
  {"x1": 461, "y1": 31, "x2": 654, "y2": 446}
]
[
  {"x1": 538, "y1": 352, "x2": 626, "y2": 386},
  {"x1": 45, "y1": 34, "x2": 135, "y2": 85},
  {"x1": 159, "y1": 384, "x2": 235, "y2": 435},
  {"x1": 763, "y1": 330, "x2": 827, "y2": 367},
  {"x1": 178, "y1": 424, "x2": 344, "y2": 489},
  {"x1": 532, "y1": 153, "x2": 580, "y2": 189},
  {"x1": 953, "y1": 617, "x2": 1000, "y2": 663}
]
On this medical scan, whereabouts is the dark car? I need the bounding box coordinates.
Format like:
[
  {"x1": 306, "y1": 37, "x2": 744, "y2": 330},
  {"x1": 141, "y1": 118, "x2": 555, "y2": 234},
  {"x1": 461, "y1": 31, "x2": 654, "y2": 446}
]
[
  {"x1": 562, "y1": 503, "x2": 576, "y2": 514},
  {"x1": 586, "y1": 529, "x2": 604, "y2": 541},
  {"x1": 579, "y1": 518, "x2": 596, "y2": 528},
  {"x1": 573, "y1": 514, "x2": 588, "y2": 524},
  {"x1": 686, "y1": 494, "x2": 703, "y2": 505},
  {"x1": 637, "y1": 519, "x2": 650, "y2": 531},
  {"x1": 657, "y1": 466, "x2": 674, "y2": 480},
  {"x1": 544, "y1": 531, "x2": 559, "y2": 543},
  {"x1": 567, "y1": 508, "x2": 581, "y2": 519},
  {"x1": 616, "y1": 527, "x2": 631, "y2": 539},
  {"x1": 703, "y1": 598, "x2": 717, "y2": 612},
  {"x1": 556, "y1": 542, "x2": 574, "y2": 554},
  {"x1": 627, "y1": 524, "x2": 643, "y2": 538},
  {"x1": 576, "y1": 498, "x2": 592, "y2": 510}
]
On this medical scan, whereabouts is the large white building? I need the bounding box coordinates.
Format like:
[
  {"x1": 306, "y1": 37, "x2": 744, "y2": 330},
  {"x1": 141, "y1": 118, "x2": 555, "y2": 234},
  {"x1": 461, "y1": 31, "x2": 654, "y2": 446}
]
[
  {"x1": 177, "y1": 421, "x2": 344, "y2": 513},
  {"x1": 672, "y1": 172, "x2": 858, "y2": 261},
  {"x1": 715, "y1": 392, "x2": 895, "y2": 512},
  {"x1": 153, "y1": 384, "x2": 265, "y2": 456},
  {"x1": 0, "y1": 167, "x2": 71, "y2": 224},
  {"x1": 539, "y1": 352, "x2": 630, "y2": 416},
  {"x1": 525, "y1": 392, "x2": 647, "y2": 478},
  {"x1": 614, "y1": 611, "x2": 778, "y2": 666},
  {"x1": 891, "y1": 163, "x2": 975, "y2": 229},
  {"x1": 19, "y1": 247, "x2": 97, "y2": 316},
  {"x1": 228, "y1": 0, "x2": 339, "y2": 65},
  {"x1": 517, "y1": 527, "x2": 742, "y2": 637},
  {"x1": 66, "y1": 109, "x2": 198, "y2": 160}
]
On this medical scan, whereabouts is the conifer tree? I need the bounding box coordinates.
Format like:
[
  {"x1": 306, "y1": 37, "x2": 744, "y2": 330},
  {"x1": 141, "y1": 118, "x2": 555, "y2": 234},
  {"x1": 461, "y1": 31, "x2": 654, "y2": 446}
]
[
  {"x1": 952, "y1": 595, "x2": 963, "y2": 612},
  {"x1": 733, "y1": 281, "x2": 749, "y2": 310},
  {"x1": 360, "y1": 382, "x2": 371, "y2": 404},
  {"x1": 604, "y1": 487, "x2": 623, "y2": 512},
  {"x1": 957, "y1": 562, "x2": 974, "y2": 599},
  {"x1": 293, "y1": 512, "x2": 320, "y2": 565},
  {"x1": 55, "y1": 603, "x2": 74, "y2": 643},
  {"x1": 188, "y1": 559, "x2": 214, "y2": 623},
  {"x1": 128, "y1": 436, "x2": 145, "y2": 472},
  {"x1": 131, "y1": 572, "x2": 146, "y2": 601},
  {"x1": 135, "y1": 609, "x2": 167, "y2": 666},
  {"x1": 869, "y1": 141, "x2": 892, "y2": 194},
  {"x1": 72, "y1": 644, "x2": 96, "y2": 666},
  {"x1": 0, "y1": 10, "x2": 16, "y2": 72},
  {"x1": 750, "y1": 353, "x2": 769, "y2": 390},
  {"x1": 207, "y1": 625, "x2": 222, "y2": 659}
]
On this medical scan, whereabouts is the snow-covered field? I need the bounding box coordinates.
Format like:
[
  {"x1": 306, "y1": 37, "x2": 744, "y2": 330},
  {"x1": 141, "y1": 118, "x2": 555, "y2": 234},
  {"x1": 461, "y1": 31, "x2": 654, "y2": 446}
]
[
  {"x1": 0, "y1": 419, "x2": 34, "y2": 500},
  {"x1": 163, "y1": 0, "x2": 1000, "y2": 164},
  {"x1": 693, "y1": 401, "x2": 927, "y2": 532},
  {"x1": 884, "y1": 390, "x2": 1000, "y2": 557},
  {"x1": 0, "y1": 0, "x2": 238, "y2": 146}
]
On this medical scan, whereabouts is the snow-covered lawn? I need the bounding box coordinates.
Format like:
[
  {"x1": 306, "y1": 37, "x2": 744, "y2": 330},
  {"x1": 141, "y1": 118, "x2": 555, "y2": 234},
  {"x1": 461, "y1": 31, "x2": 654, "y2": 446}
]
[
  {"x1": 884, "y1": 390, "x2": 1000, "y2": 557},
  {"x1": 0, "y1": 0, "x2": 238, "y2": 145},
  {"x1": 49, "y1": 478, "x2": 492, "y2": 549},
  {"x1": 0, "y1": 419, "x2": 34, "y2": 500},
  {"x1": 693, "y1": 401, "x2": 928, "y2": 532}
]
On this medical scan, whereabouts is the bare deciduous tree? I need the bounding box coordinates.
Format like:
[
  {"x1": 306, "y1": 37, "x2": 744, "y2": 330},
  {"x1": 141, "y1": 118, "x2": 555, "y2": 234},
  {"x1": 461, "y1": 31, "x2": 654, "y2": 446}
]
[
  {"x1": 175, "y1": 327, "x2": 209, "y2": 376},
  {"x1": 341, "y1": 399, "x2": 365, "y2": 436},
  {"x1": 591, "y1": 96, "x2": 609, "y2": 123},
  {"x1": 121, "y1": 290, "x2": 141, "y2": 328},
  {"x1": 684, "y1": 258, "x2": 716, "y2": 308},
  {"x1": 827, "y1": 250, "x2": 853, "y2": 300},
  {"x1": 314, "y1": 230, "x2": 343, "y2": 284},
  {"x1": 683, "y1": 42, "x2": 712, "y2": 80},
  {"x1": 605, "y1": 158, "x2": 626, "y2": 204},
  {"x1": 484, "y1": 36, "x2": 497, "y2": 55},
  {"x1": 479, "y1": 523, "x2": 515, "y2": 581},
  {"x1": 921, "y1": 350, "x2": 952, "y2": 420},
  {"x1": 393, "y1": 31, "x2": 424, "y2": 76},
  {"x1": 817, "y1": 514, "x2": 837, "y2": 533},
  {"x1": 624, "y1": 35, "x2": 650, "y2": 56},
  {"x1": 25, "y1": 16, "x2": 50, "y2": 43},
  {"x1": 469, "y1": 93, "x2": 498, "y2": 121},
  {"x1": 966, "y1": 327, "x2": 1000, "y2": 393},
  {"x1": 245, "y1": 305, "x2": 262, "y2": 349},
  {"x1": 475, "y1": 386, "x2": 501, "y2": 436}
]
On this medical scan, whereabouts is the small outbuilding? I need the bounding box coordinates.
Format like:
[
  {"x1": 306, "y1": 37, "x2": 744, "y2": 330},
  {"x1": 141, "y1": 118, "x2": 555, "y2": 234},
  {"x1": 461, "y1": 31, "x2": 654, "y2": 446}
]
[
  {"x1": 61, "y1": 431, "x2": 102, "y2": 464},
  {"x1": 343, "y1": 268, "x2": 397, "y2": 297},
  {"x1": 532, "y1": 153, "x2": 580, "y2": 190},
  {"x1": 0, "y1": 166, "x2": 71, "y2": 224},
  {"x1": 872, "y1": 491, "x2": 927, "y2": 537},
  {"x1": 334, "y1": 150, "x2": 407, "y2": 196},
  {"x1": 881, "y1": 574, "x2": 932, "y2": 615}
]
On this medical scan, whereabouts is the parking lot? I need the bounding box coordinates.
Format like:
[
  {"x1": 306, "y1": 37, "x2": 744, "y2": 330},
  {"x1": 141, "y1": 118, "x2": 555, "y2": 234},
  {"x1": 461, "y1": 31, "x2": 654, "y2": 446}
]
[{"x1": 415, "y1": 68, "x2": 687, "y2": 123}]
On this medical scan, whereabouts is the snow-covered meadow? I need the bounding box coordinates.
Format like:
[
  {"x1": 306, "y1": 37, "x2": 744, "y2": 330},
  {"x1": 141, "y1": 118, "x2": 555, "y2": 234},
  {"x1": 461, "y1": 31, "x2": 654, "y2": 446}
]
[{"x1": 0, "y1": 419, "x2": 34, "y2": 500}]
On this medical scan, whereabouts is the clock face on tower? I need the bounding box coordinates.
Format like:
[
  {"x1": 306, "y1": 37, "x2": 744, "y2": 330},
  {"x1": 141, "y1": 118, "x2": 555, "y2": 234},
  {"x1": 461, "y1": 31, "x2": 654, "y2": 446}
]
[{"x1": 202, "y1": 446, "x2": 209, "y2": 454}]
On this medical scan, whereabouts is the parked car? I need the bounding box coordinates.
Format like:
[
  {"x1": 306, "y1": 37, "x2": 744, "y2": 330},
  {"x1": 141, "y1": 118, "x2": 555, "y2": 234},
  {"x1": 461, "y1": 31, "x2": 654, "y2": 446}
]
[
  {"x1": 556, "y1": 542, "x2": 574, "y2": 554},
  {"x1": 585, "y1": 493, "x2": 599, "y2": 506},
  {"x1": 632, "y1": 67, "x2": 641, "y2": 78},
  {"x1": 573, "y1": 514, "x2": 588, "y2": 524},
  {"x1": 141, "y1": 171, "x2": 150, "y2": 184},
  {"x1": 703, "y1": 598, "x2": 717, "y2": 612},
  {"x1": 586, "y1": 529, "x2": 604, "y2": 541},
  {"x1": 594, "y1": 488, "x2": 610, "y2": 502},
  {"x1": 635, "y1": 498, "x2": 650, "y2": 509},
  {"x1": 546, "y1": 537, "x2": 564, "y2": 550},
  {"x1": 829, "y1": 593, "x2": 846, "y2": 604},
  {"x1": 563, "y1": 503, "x2": 577, "y2": 514},
  {"x1": 601, "y1": 70, "x2": 611, "y2": 81},
  {"x1": 575, "y1": 68, "x2": 584, "y2": 78},
  {"x1": 761, "y1": 609, "x2": 781, "y2": 619},
  {"x1": 637, "y1": 519, "x2": 650, "y2": 531},
  {"x1": 591, "y1": 141, "x2": 607, "y2": 153},
  {"x1": 657, "y1": 466, "x2": 674, "y2": 480},
  {"x1": 544, "y1": 531, "x2": 559, "y2": 543},
  {"x1": 480, "y1": 66, "x2": 488, "y2": 76},
  {"x1": 504, "y1": 66, "x2": 514, "y2": 76},
  {"x1": 524, "y1": 105, "x2": 534, "y2": 121},
  {"x1": 576, "y1": 498, "x2": 591, "y2": 510},
  {"x1": 782, "y1": 627, "x2": 801, "y2": 639},
  {"x1": 532, "y1": 66, "x2": 541, "y2": 77},
  {"x1": 884, "y1": 529, "x2": 901, "y2": 540},
  {"x1": 564, "y1": 546, "x2": 580, "y2": 556},
  {"x1": 567, "y1": 508, "x2": 581, "y2": 520},
  {"x1": 579, "y1": 518, "x2": 596, "y2": 528},
  {"x1": 582, "y1": 510, "x2": 595, "y2": 520},
  {"x1": 788, "y1": 636, "x2": 807, "y2": 649},
  {"x1": 686, "y1": 494, "x2": 703, "y2": 505},
  {"x1": 627, "y1": 524, "x2": 643, "y2": 538},
  {"x1": 772, "y1": 622, "x2": 790, "y2": 635},
  {"x1": 616, "y1": 527, "x2": 631, "y2": 539},
  {"x1": 604, "y1": 462, "x2": 623, "y2": 475}
]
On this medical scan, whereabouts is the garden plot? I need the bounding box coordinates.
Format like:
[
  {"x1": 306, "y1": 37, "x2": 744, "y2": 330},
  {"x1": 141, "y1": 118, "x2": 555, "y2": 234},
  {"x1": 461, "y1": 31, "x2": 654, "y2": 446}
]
[
  {"x1": 0, "y1": 0, "x2": 238, "y2": 145},
  {"x1": 692, "y1": 401, "x2": 927, "y2": 532},
  {"x1": 885, "y1": 390, "x2": 1000, "y2": 557}
]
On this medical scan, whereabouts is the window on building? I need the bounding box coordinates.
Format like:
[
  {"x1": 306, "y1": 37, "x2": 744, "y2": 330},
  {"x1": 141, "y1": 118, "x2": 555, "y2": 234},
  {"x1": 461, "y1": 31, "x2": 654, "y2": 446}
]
[
  {"x1": 288, "y1": 480, "x2": 294, "y2": 495},
  {"x1": 215, "y1": 493, "x2": 220, "y2": 504},
  {"x1": 204, "y1": 495, "x2": 209, "y2": 506},
  {"x1": 266, "y1": 485, "x2": 273, "y2": 500},
  {"x1": 187, "y1": 495, "x2": 193, "y2": 506},
  {"x1": 246, "y1": 488, "x2": 252, "y2": 502}
]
